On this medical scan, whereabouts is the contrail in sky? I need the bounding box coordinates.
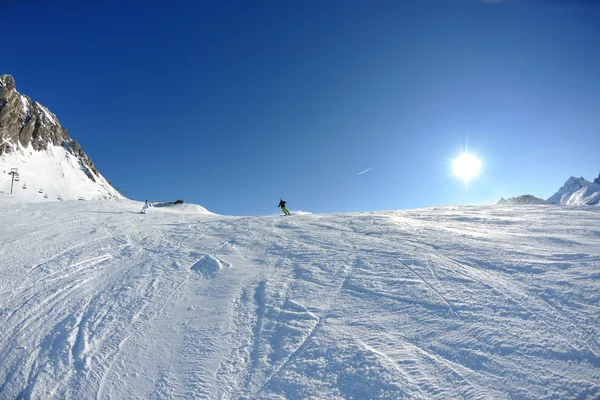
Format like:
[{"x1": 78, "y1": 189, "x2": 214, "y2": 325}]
[{"x1": 358, "y1": 166, "x2": 375, "y2": 175}]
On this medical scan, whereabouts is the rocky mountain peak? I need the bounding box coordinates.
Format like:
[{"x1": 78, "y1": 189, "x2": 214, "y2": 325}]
[
  {"x1": 1, "y1": 74, "x2": 120, "y2": 200},
  {"x1": 561, "y1": 176, "x2": 591, "y2": 191},
  {"x1": 547, "y1": 175, "x2": 599, "y2": 206},
  {"x1": 0, "y1": 74, "x2": 72, "y2": 154},
  {"x1": 594, "y1": 172, "x2": 600, "y2": 186}
]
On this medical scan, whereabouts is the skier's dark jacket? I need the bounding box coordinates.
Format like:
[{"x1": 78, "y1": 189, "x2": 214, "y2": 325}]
[{"x1": 278, "y1": 200, "x2": 286, "y2": 208}]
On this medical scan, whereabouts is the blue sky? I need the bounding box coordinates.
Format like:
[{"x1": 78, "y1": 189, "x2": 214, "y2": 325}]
[{"x1": 2, "y1": 0, "x2": 599, "y2": 215}]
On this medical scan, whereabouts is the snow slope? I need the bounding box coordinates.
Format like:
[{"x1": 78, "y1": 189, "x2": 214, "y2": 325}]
[
  {"x1": 0, "y1": 145, "x2": 122, "y2": 202},
  {"x1": 0, "y1": 199, "x2": 599, "y2": 399},
  {"x1": 547, "y1": 176, "x2": 600, "y2": 206}
]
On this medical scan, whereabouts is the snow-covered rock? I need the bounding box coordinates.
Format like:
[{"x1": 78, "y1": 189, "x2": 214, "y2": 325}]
[
  {"x1": 547, "y1": 176, "x2": 600, "y2": 206},
  {"x1": 0, "y1": 74, "x2": 122, "y2": 202}
]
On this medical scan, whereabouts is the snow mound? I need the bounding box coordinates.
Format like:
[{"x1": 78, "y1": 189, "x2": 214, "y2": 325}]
[
  {"x1": 191, "y1": 254, "x2": 230, "y2": 276},
  {"x1": 152, "y1": 202, "x2": 214, "y2": 215},
  {"x1": 547, "y1": 176, "x2": 600, "y2": 205}
]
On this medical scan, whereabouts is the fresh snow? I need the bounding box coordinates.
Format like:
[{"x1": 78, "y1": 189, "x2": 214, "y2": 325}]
[
  {"x1": 0, "y1": 199, "x2": 599, "y2": 399},
  {"x1": 0, "y1": 144, "x2": 122, "y2": 201}
]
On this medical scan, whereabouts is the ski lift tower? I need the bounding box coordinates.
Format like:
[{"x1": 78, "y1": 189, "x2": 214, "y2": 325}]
[{"x1": 8, "y1": 168, "x2": 18, "y2": 195}]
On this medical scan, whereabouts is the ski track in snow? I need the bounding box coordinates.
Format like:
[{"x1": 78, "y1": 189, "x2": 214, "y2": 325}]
[{"x1": 0, "y1": 200, "x2": 599, "y2": 399}]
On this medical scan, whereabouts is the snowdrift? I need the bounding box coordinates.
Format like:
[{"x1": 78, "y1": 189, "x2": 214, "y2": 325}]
[{"x1": 151, "y1": 201, "x2": 214, "y2": 215}]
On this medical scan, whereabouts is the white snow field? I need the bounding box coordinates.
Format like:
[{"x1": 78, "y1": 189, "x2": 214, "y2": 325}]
[{"x1": 0, "y1": 199, "x2": 599, "y2": 400}]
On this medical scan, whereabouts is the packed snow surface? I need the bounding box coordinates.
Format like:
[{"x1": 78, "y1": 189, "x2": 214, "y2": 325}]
[{"x1": 0, "y1": 199, "x2": 599, "y2": 399}]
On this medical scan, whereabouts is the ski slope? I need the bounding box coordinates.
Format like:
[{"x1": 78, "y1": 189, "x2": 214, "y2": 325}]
[
  {"x1": 0, "y1": 145, "x2": 122, "y2": 202},
  {"x1": 0, "y1": 198, "x2": 599, "y2": 399}
]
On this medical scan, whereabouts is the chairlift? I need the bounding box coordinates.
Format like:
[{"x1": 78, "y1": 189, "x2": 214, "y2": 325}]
[
  {"x1": 78, "y1": 197, "x2": 85, "y2": 201},
  {"x1": 38, "y1": 189, "x2": 43, "y2": 193},
  {"x1": 14, "y1": 176, "x2": 20, "y2": 182},
  {"x1": 44, "y1": 193, "x2": 48, "y2": 199},
  {"x1": 22, "y1": 184, "x2": 27, "y2": 189}
]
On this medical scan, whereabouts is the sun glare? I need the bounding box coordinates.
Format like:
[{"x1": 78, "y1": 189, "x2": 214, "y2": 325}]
[{"x1": 452, "y1": 152, "x2": 482, "y2": 183}]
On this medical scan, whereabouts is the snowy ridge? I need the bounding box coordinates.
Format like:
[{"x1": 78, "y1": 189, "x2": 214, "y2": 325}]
[
  {"x1": 0, "y1": 200, "x2": 598, "y2": 399},
  {"x1": 34, "y1": 101, "x2": 59, "y2": 126},
  {"x1": 547, "y1": 176, "x2": 600, "y2": 206}
]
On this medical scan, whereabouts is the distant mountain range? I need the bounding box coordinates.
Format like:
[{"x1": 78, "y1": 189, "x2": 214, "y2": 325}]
[
  {"x1": 499, "y1": 174, "x2": 600, "y2": 206},
  {"x1": 0, "y1": 74, "x2": 122, "y2": 201},
  {"x1": 498, "y1": 195, "x2": 547, "y2": 205}
]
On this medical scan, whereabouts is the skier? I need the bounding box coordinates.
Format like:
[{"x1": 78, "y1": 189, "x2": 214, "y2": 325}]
[
  {"x1": 278, "y1": 199, "x2": 291, "y2": 215},
  {"x1": 141, "y1": 200, "x2": 150, "y2": 214}
]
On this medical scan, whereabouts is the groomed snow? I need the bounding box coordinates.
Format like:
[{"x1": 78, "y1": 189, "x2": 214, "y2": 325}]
[{"x1": 0, "y1": 200, "x2": 599, "y2": 399}]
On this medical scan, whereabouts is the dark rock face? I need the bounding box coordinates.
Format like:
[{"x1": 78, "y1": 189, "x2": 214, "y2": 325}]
[
  {"x1": 1, "y1": 74, "x2": 71, "y2": 153},
  {"x1": 0, "y1": 74, "x2": 99, "y2": 181},
  {"x1": 153, "y1": 200, "x2": 185, "y2": 207},
  {"x1": 594, "y1": 172, "x2": 600, "y2": 186},
  {"x1": 0, "y1": 74, "x2": 16, "y2": 98}
]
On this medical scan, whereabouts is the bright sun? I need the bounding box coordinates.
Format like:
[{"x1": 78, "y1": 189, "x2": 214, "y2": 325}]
[{"x1": 452, "y1": 152, "x2": 482, "y2": 183}]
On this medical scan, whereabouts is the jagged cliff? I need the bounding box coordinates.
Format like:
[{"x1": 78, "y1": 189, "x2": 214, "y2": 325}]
[{"x1": 0, "y1": 74, "x2": 101, "y2": 181}]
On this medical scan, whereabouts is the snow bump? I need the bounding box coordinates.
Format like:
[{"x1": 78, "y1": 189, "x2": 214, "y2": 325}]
[{"x1": 191, "y1": 254, "x2": 231, "y2": 277}]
